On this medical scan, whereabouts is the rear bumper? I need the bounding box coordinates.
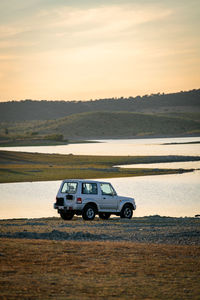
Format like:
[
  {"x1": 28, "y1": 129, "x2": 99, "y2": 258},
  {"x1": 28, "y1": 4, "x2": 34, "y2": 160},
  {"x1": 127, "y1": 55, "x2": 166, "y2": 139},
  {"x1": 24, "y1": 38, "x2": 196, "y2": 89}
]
[
  {"x1": 54, "y1": 204, "x2": 73, "y2": 210},
  {"x1": 54, "y1": 203, "x2": 82, "y2": 213},
  {"x1": 54, "y1": 203, "x2": 61, "y2": 209}
]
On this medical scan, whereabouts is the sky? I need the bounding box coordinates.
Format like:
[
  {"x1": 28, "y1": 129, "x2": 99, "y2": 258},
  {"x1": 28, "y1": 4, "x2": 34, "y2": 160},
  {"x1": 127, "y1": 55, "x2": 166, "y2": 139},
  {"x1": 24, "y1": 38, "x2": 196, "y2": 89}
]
[{"x1": 0, "y1": 0, "x2": 199, "y2": 101}]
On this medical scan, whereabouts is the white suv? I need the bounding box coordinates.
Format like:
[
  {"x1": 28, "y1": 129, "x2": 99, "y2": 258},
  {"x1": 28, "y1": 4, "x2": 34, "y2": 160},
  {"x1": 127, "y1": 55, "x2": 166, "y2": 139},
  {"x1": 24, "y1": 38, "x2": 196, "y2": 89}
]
[{"x1": 54, "y1": 179, "x2": 136, "y2": 220}]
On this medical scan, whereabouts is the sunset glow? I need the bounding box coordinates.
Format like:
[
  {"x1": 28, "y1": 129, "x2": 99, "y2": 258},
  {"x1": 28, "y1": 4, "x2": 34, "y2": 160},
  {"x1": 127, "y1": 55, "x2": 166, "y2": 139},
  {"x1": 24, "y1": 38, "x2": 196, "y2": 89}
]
[{"x1": 0, "y1": 0, "x2": 199, "y2": 101}]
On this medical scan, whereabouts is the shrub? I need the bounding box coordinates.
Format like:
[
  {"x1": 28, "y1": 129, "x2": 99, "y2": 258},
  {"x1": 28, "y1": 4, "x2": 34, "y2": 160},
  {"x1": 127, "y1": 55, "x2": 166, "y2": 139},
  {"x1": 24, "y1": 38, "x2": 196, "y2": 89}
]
[{"x1": 44, "y1": 134, "x2": 64, "y2": 141}]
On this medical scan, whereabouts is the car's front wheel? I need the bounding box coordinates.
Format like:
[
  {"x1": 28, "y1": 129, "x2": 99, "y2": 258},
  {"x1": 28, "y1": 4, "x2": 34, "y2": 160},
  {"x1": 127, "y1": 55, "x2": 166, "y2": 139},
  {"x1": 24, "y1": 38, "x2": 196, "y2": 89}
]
[
  {"x1": 120, "y1": 205, "x2": 133, "y2": 219},
  {"x1": 99, "y1": 212, "x2": 111, "y2": 220},
  {"x1": 60, "y1": 211, "x2": 74, "y2": 220},
  {"x1": 82, "y1": 205, "x2": 96, "y2": 220}
]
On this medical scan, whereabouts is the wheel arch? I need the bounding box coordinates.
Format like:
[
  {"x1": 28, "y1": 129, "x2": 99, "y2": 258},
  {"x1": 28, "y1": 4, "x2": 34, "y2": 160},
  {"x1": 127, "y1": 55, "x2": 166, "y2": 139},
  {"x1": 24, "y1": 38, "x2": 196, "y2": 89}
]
[
  {"x1": 121, "y1": 202, "x2": 134, "y2": 211},
  {"x1": 83, "y1": 202, "x2": 98, "y2": 213}
]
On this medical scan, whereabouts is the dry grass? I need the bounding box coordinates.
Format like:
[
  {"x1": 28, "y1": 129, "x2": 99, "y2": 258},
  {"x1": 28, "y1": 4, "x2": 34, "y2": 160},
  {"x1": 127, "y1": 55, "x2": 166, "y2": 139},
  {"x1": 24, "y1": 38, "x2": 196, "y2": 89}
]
[
  {"x1": 0, "y1": 150, "x2": 197, "y2": 183},
  {"x1": 0, "y1": 238, "x2": 200, "y2": 299}
]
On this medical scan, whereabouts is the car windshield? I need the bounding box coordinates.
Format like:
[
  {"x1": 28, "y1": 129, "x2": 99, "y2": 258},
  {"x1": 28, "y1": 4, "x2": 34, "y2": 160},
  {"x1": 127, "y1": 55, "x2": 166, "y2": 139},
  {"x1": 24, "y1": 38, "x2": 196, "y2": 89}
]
[{"x1": 61, "y1": 182, "x2": 78, "y2": 194}]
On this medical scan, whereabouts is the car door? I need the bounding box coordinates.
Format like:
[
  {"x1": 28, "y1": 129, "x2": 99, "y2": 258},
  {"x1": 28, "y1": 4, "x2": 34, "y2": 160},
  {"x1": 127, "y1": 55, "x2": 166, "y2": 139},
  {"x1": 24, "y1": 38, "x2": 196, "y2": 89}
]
[
  {"x1": 99, "y1": 183, "x2": 118, "y2": 211},
  {"x1": 81, "y1": 182, "x2": 100, "y2": 202}
]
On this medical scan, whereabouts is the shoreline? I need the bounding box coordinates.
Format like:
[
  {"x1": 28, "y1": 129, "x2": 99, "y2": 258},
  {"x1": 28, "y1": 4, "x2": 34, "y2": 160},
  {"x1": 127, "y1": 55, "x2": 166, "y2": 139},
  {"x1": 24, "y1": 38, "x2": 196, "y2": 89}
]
[
  {"x1": 0, "y1": 139, "x2": 98, "y2": 147},
  {"x1": 0, "y1": 215, "x2": 199, "y2": 221},
  {"x1": 0, "y1": 134, "x2": 200, "y2": 147},
  {"x1": 0, "y1": 150, "x2": 199, "y2": 183}
]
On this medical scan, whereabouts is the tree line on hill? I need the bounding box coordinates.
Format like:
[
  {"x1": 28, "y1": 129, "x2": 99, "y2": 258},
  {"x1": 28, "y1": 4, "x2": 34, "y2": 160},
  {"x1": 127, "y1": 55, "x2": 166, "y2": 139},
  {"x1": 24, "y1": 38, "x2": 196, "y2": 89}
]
[{"x1": 0, "y1": 89, "x2": 199, "y2": 122}]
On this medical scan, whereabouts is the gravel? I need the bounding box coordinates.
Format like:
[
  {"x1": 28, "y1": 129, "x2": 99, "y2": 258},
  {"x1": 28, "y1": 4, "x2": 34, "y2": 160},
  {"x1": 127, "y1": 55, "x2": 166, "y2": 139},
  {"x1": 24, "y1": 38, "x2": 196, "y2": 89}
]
[{"x1": 0, "y1": 216, "x2": 200, "y2": 245}]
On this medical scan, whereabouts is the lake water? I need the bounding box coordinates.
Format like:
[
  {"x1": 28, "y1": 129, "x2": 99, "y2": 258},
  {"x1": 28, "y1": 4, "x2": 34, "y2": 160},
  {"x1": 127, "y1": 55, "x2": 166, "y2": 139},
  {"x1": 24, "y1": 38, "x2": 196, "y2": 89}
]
[
  {"x1": 1, "y1": 136, "x2": 200, "y2": 156},
  {"x1": 0, "y1": 137, "x2": 200, "y2": 219},
  {"x1": 117, "y1": 161, "x2": 200, "y2": 170},
  {"x1": 0, "y1": 172, "x2": 199, "y2": 219}
]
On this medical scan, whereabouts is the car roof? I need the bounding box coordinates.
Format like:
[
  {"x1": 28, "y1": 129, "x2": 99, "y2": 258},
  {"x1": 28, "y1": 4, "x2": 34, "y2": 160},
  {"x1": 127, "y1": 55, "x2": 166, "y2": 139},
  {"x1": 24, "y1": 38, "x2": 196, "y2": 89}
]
[{"x1": 63, "y1": 179, "x2": 110, "y2": 184}]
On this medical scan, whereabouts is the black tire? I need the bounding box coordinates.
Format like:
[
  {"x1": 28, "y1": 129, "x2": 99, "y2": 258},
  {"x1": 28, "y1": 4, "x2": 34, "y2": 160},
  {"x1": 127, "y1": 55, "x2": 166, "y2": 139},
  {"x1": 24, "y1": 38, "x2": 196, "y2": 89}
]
[
  {"x1": 60, "y1": 211, "x2": 74, "y2": 220},
  {"x1": 120, "y1": 205, "x2": 133, "y2": 219},
  {"x1": 82, "y1": 205, "x2": 96, "y2": 221},
  {"x1": 99, "y1": 212, "x2": 111, "y2": 220}
]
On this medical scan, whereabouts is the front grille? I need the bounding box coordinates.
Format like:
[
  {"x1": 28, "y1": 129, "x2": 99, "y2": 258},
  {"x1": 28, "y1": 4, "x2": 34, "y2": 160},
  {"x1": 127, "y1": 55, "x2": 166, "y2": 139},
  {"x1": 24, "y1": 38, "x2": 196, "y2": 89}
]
[{"x1": 56, "y1": 197, "x2": 64, "y2": 206}]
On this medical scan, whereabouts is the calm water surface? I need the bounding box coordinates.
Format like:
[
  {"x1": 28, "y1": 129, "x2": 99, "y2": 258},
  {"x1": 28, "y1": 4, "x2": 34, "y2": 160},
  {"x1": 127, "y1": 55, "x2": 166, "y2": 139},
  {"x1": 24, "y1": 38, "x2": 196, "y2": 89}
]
[
  {"x1": 1, "y1": 136, "x2": 200, "y2": 156},
  {"x1": 0, "y1": 137, "x2": 200, "y2": 219},
  {"x1": 0, "y1": 171, "x2": 199, "y2": 219},
  {"x1": 118, "y1": 161, "x2": 200, "y2": 169}
]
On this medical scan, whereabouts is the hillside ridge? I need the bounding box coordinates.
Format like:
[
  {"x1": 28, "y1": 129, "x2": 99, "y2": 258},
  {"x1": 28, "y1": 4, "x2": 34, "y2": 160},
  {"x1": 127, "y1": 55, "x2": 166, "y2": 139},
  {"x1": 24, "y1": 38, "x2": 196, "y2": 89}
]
[
  {"x1": 1, "y1": 89, "x2": 200, "y2": 122},
  {"x1": 2, "y1": 111, "x2": 199, "y2": 139}
]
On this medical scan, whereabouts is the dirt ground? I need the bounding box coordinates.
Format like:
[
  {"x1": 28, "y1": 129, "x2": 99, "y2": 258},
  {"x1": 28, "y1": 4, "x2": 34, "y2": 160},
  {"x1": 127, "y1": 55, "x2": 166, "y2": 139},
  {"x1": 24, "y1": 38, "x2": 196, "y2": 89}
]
[
  {"x1": 0, "y1": 239, "x2": 200, "y2": 300},
  {"x1": 0, "y1": 217, "x2": 200, "y2": 299}
]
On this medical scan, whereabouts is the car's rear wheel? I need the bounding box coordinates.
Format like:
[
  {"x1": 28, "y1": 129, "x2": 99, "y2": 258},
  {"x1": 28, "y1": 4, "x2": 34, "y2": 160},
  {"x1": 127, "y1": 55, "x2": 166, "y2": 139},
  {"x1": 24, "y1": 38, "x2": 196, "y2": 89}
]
[
  {"x1": 60, "y1": 211, "x2": 74, "y2": 220},
  {"x1": 120, "y1": 205, "x2": 133, "y2": 219},
  {"x1": 82, "y1": 205, "x2": 96, "y2": 220},
  {"x1": 99, "y1": 212, "x2": 111, "y2": 220}
]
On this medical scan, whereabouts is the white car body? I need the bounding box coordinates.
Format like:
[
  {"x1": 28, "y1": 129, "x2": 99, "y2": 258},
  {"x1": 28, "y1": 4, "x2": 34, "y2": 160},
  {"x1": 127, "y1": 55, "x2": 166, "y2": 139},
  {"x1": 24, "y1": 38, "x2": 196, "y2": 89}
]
[{"x1": 54, "y1": 179, "x2": 136, "y2": 220}]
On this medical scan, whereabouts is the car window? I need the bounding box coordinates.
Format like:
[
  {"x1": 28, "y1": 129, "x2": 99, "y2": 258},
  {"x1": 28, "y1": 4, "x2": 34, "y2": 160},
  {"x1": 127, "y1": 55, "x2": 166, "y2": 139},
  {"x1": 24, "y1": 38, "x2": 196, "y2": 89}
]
[
  {"x1": 82, "y1": 183, "x2": 98, "y2": 195},
  {"x1": 61, "y1": 182, "x2": 78, "y2": 194},
  {"x1": 100, "y1": 183, "x2": 115, "y2": 196}
]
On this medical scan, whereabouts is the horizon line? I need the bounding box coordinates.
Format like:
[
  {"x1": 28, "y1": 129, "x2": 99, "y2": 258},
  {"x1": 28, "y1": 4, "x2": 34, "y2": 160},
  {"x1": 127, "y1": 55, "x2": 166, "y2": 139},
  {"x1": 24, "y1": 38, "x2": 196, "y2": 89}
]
[{"x1": 0, "y1": 88, "x2": 199, "y2": 103}]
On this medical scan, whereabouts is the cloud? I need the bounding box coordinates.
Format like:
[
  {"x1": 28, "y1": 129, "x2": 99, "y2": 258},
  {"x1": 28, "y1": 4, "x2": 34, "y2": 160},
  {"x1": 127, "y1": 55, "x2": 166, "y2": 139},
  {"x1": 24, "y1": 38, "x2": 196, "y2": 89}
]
[
  {"x1": 0, "y1": 25, "x2": 29, "y2": 38},
  {"x1": 0, "y1": 54, "x2": 19, "y2": 60},
  {"x1": 37, "y1": 4, "x2": 173, "y2": 38},
  {"x1": 0, "y1": 0, "x2": 199, "y2": 101},
  {"x1": 0, "y1": 3, "x2": 173, "y2": 53}
]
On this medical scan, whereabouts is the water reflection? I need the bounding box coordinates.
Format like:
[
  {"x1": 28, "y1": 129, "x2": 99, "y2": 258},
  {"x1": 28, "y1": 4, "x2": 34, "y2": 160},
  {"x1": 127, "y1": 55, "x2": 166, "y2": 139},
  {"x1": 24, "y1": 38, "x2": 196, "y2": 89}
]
[
  {"x1": 0, "y1": 171, "x2": 200, "y2": 219},
  {"x1": 117, "y1": 161, "x2": 200, "y2": 170},
  {"x1": 109, "y1": 171, "x2": 200, "y2": 218},
  {"x1": 0, "y1": 137, "x2": 200, "y2": 219},
  {"x1": 1, "y1": 137, "x2": 200, "y2": 156},
  {"x1": 0, "y1": 181, "x2": 60, "y2": 219}
]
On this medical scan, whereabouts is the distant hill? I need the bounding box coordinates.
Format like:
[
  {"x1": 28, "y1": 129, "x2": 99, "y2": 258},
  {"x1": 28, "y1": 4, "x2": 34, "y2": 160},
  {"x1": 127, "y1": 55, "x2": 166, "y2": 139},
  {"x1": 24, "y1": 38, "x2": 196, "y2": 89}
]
[
  {"x1": 0, "y1": 89, "x2": 200, "y2": 122},
  {"x1": 4, "y1": 111, "x2": 199, "y2": 139}
]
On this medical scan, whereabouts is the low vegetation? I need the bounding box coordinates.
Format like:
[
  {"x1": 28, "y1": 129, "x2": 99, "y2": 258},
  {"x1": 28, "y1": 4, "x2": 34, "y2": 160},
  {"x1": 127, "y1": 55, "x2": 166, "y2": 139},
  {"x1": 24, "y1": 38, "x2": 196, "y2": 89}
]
[
  {"x1": 0, "y1": 133, "x2": 67, "y2": 147},
  {"x1": 0, "y1": 237, "x2": 199, "y2": 299},
  {"x1": 0, "y1": 216, "x2": 200, "y2": 299},
  {"x1": 0, "y1": 150, "x2": 199, "y2": 183},
  {"x1": 0, "y1": 89, "x2": 199, "y2": 140},
  {"x1": 1, "y1": 111, "x2": 200, "y2": 140},
  {"x1": 1, "y1": 89, "x2": 199, "y2": 122}
]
